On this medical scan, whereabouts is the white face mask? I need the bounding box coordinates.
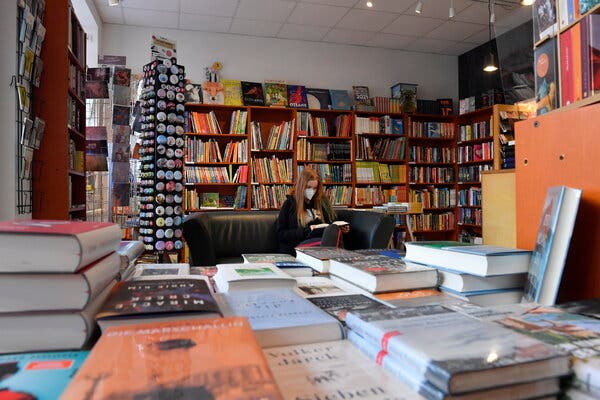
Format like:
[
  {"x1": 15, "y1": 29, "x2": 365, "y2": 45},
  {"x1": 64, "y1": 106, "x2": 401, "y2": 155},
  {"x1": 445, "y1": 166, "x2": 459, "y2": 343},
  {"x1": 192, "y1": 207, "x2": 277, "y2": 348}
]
[{"x1": 304, "y1": 188, "x2": 316, "y2": 201}]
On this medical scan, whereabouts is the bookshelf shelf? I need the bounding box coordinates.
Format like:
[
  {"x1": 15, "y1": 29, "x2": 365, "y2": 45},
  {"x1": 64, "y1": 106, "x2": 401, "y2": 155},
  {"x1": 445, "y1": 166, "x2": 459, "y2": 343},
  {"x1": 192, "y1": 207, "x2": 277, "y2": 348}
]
[
  {"x1": 409, "y1": 182, "x2": 456, "y2": 186},
  {"x1": 185, "y1": 133, "x2": 248, "y2": 139},
  {"x1": 297, "y1": 136, "x2": 352, "y2": 141},
  {"x1": 67, "y1": 48, "x2": 84, "y2": 71},
  {"x1": 409, "y1": 162, "x2": 454, "y2": 166},
  {"x1": 68, "y1": 88, "x2": 85, "y2": 107},
  {"x1": 184, "y1": 183, "x2": 246, "y2": 186},
  {"x1": 185, "y1": 162, "x2": 246, "y2": 166},
  {"x1": 457, "y1": 137, "x2": 493, "y2": 145},
  {"x1": 356, "y1": 133, "x2": 405, "y2": 138},
  {"x1": 458, "y1": 159, "x2": 494, "y2": 166},
  {"x1": 356, "y1": 181, "x2": 405, "y2": 185},
  {"x1": 457, "y1": 181, "x2": 482, "y2": 185},
  {"x1": 68, "y1": 127, "x2": 85, "y2": 140},
  {"x1": 252, "y1": 182, "x2": 293, "y2": 185},
  {"x1": 68, "y1": 170, "x2": 85, "y2": 177},
  {"x1": 458, "y1": 223, "x2": 482, "y2": 228},
  {"x1": 296, "y1": 160, "x2": 351, "y2": 164},
  {"x1": 458, "y1": 205, "x2": 482, "y2": 208}
]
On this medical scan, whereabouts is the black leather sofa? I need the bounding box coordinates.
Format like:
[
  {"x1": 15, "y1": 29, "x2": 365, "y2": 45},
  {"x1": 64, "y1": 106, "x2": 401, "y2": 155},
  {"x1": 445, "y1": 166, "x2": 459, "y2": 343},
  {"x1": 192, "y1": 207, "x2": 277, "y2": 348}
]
[{"x1": 183, "y1": 209, "x2": 395, "y2": 266}]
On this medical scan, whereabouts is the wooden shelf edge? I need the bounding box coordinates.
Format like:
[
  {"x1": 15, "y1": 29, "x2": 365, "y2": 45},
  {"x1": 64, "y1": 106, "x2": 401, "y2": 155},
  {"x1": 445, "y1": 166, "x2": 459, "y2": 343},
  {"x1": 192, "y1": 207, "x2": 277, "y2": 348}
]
[
  {"x1": 68, "y1": 88, "x2": 85, "y2": 106},
  {"x1": 184, "y1": 182, "x2": 247, "y2": 186},
  {"x1": 68, "y1": 127, "x2": 85, "y2": 140},
  {"x1": 69, "y1": 170, "x2": 85, "y2": 177},
  {"x1": 67, "y1": 48, "x2": 85, "y2": 72},
  {"x1": 185, "y1": 133, "x2": 248, "y2": 137}
]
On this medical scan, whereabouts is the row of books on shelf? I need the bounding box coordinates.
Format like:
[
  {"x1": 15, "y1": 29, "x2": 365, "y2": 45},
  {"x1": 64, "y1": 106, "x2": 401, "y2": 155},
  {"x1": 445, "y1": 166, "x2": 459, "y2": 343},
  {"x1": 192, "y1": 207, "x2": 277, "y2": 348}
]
[
  {"x1": 458, "y1": 207, "x2": 483, "y2": 226},
  {"x1": 184, "y1": 137, "x2": 248, "y2": 163},
  {"x1": 250, "y1": 120, "x2": 294, "y2": 151},
  {"x1": 409, "y1": 211, "x2": 455, "y2": 231},
  {"x1": 355, "y1": 161, "x2": 407, "y2": 183},
  {"x1": 410, "y1": 121, "x2": 455, "y2": 138},
  {"x1": 354, "y1": 186, "x2": 406, "y2": 206},
  {"x1": 67, "y1": 96, "x2": 83, "y2": 132},
  {"x1": 186, "y1": 109, "x2": 249, "y2": 135},
  {"x1": 68, "y1": 64, "x2": 85, "y2": 101},
  {"x1": 252, "y1": 157, "x2": 293, "y2": 183},
  {"x1": 184, "y1": 165, "x2": 249, "y2": 184},
  {"x1": 68, "y1": 139, "x2": 84, "y2": 172},
  {"x1": 295, "y1": 139, "x2": 351, "y2": 161},
  {"x1": 67, "y1": 5, "x2": 85, "y2": 61},
  {"x1": 251, "y1": 185, "x2": 292, "y2": 209},
  {"x1": 409, "y1": 187, "x2": 457, "y2": 208},
  {"x1": 458, "y1": 120, "x2": 491, "y2": 141},
  {"x1": 298, "y1": 163, "x2": 352, "y2": 183},
  {"x1": 457, "y1": 164, "x2": 493, "y2": 182},
  {"x1": 355, "y1": 136, "x2": 406, "y2": 160},
  {"x1": 457, "y1": 142, "x2": 493, "y2": 163},
  {"x1": 409, "y1": 166, "x2": 455, "y2": 184},
  {"x1": 458, "y1": 187, "x2": 482, "y2": 207},
  {"x1": 409, "y1": 145, "x2": 455, "y2": 163},
  {"x1": 296, "y1": 112, "x2": 352, "y2": 137},
  {"x1": 354, "y1": 115, "x2": 404, "y2": 135}
]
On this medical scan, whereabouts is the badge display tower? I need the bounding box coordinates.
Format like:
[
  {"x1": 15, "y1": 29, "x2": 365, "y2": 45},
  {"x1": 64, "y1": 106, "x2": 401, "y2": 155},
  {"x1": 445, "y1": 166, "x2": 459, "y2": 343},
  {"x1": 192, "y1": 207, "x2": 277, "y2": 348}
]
[{"x1": 138, "y1": 58, "x2": 186, "y2": 253}]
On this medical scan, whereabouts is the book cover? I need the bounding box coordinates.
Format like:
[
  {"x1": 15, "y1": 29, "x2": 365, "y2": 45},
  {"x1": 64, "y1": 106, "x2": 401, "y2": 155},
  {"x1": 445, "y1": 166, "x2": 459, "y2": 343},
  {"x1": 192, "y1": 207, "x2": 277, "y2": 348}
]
[
  {"x1": 295, "y1": 247, "x2": 359, "y2": 273},
  {"x1": 0, "y1": 351, "x2": 89, "y2": 400},
  {"x1": 184, "y1": 82, "x2": 203, "y2": 103},
  {"x1": 286, "y1": 84, "x2": 308, "y2": 108},
  {"x1": 332, "y1": 255, "x2": 433, "y2": 276},
  {"x1": 201, "y1": 192, "x2": 219, "y2": 208},
  {"x1": 561, "y1": 27, "x2": 575, "y2": 106},
  {"x1": 534, "y1": 0, "x2": 558, "y2": 42},
  {"x1": 214, "y1": 263, "x2": 297, "y2": 292},
  {"x1": 0, "y1": 219, "x2": 118, "y2": 236},
  {"x1": 590, "y1": 14, "x2": 600, "y2": 95},
  {"x1": 295, "y1": 276, "x2": 348, "y2": 297},
  {"x1": 241, "y1": 81, "x2": 265, "y2": 106},
  {"x1": 130, "y1": 263, "x2": 190, "y2": 279},
  {"x1": 352, "y1": 86, "x2": 371, "y2": 106},
  {"x1": 523, "y1": 186, "x2": 582, "y2": 305},
  {"x1": 558, "y1": 298, "x2": 600, "y2": 319},
  {"x1": 222, "y1": 79, "x2": 243, "y2": 106},
  {"x1": 264, "y1": 340, "x2": 421, "y2": 400},
  {"x1": 329, "y1": 89, "x2": 353, "y2": 110},
  {"x1": 308, "y1": 293, "x2": 391, "y2": 324},
  {"x1": 264, "y1": 80, "x2": 288, "y2": 107},
  {"x1": 221, "y1": 288, "x2": 343, "y2": 347},
  {"x1": 580, "y1": 0, "x2": 600, "y2": 14},
  {"x1": 346, "y1": 305, "x2": 569, "y2": 394},
  {"x1": 96, "y1": 278, "x2": 220, "y2": 321},
  {"x1": 86, "y1": 67, "x2": 110, "y2": 82},
  {"x1": 441, "y1": 245, "x2": 531, "y2": 256},
  {"x1": 242, "y1": 253, "x2": 297, "y2": 263},
  {"x1": 61, "y1": 318, "x2": 283, "y2": 399},
  {"x1": 306, "y1": 88, "x2": 331, "y2": 110},
  {"x1": 437, "y1": 98, "x2": 454, "y2": 116},
  {"x1": 535, "y1": 35, "x2": 559, "y2": 115}
]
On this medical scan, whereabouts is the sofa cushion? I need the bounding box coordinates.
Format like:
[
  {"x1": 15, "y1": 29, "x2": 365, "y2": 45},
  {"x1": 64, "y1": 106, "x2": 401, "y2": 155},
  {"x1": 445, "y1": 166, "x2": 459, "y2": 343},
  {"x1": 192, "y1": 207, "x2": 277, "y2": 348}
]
[{"x1": 210, "y1": 212, "x2": 279, "y2": 259}]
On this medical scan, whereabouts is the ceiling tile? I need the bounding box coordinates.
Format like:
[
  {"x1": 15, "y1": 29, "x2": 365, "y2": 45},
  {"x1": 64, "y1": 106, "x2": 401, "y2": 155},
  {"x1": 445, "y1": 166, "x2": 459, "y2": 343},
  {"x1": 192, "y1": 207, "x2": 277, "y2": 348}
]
[
  {"x1": 336, "y1": 9, "x2": 399, "y2": 32},
  {"x1": 403, "y1": 37, "x2": 457, "y2": 53},
  {"x1": 441, "y1": 41, "x2": 477, "y2": 56},
  {"x1": 277, "y1": 23, "x2": 330, "y2": 41},
  {"x1": 180, "y1": 13, "x2": 232, "y2": 32},
  {"x1": 383, "y1": 14, "x2": 443, "y2": 36},
  {"x1": 426, "y1": 20, "x2": 487, "y2": 42},
  {"x1": 180, "y1": 0, "x2": 239, "y2": 16},
  {"x1": 454, "y1": 1, "x2": 516, "y2": 25},
  {"x1": 298, "y1": 0, "x2": 359, "y2": 6},
  {"x1": 323, "y1": 28, "x2": 376, "y2": 45},
  {"x1": 288, "y1": 3, "x2": 348, "y2": 27},
  {"x1": 366, "y1": 32, "x2": 416, "y2": 49},
  {"x1": 404, "y1": 0, "x2": 471, "y2": 19},
  {"x1": 463, "y1": 27, "x2": 491, "y2": 44},
  {"x1": 235, "y1": 0, "x2": 296, "y2": 22},
  {"x1": 123, "y1": 8, "x2": 180, "y2": 28},
  {"x1": 355, "y1": 0, "x2": 413, "y2": 13},
  {"x1": 96, "y1": 5, "x2": 124, "y2": 24},
  {"x1": 494, "y1": 6, "x2": 532, "y2": 28},
  {"x1": 120, "y1": 0, "x2": 180, "y2": 12},
  {"x1": 230, "y1": 18, "x2": 283, "y2": 36}
]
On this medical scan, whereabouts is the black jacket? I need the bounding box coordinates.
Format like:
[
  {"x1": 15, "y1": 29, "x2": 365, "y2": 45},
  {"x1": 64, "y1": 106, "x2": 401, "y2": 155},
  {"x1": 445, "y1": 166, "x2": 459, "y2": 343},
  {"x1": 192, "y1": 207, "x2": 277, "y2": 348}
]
[{"x1": 275, "y1": 195, "x2": 333, "y2": 255}]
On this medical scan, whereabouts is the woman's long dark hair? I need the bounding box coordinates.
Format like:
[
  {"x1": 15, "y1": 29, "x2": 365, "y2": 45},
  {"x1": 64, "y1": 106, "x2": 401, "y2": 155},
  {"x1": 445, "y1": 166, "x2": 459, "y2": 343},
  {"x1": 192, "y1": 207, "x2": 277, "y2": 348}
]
[{"x1": 289, "y1": 168, "x2": 335, "y2": 227}]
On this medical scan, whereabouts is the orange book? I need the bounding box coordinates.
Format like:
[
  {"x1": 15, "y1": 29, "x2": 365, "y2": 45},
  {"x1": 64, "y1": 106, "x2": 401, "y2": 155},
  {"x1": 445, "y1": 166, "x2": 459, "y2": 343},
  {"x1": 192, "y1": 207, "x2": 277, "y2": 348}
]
[
  {"x1": 572, "y1": 22, "x2": 583, "y2": 102},
  {"x1": 61, "y1": 317, "x2": 283, "y2": 399},
  {"x1": 375, "y1": 288, "x2": 441, "y2": 301}
]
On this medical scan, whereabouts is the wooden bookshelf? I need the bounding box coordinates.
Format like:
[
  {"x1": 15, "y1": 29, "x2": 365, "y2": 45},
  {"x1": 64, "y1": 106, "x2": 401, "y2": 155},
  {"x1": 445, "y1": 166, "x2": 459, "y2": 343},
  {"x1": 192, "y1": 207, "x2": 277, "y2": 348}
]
[{"x1": 34, "y1": 1, "x2": 86, "y2": 219}]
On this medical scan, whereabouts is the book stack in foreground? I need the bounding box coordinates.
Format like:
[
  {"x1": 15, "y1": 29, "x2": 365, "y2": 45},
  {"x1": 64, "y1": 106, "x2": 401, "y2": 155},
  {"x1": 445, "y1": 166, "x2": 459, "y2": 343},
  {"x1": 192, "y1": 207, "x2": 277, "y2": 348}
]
[
  {"x1": 0, "y1": 220, "x2": 122, "y2": 353},
  {"x1": 404, "y1": 241, "x2": 531, "y2": 306},
  {"x1": 346, "y1": 305, "x2": 570, "y2": 399}
]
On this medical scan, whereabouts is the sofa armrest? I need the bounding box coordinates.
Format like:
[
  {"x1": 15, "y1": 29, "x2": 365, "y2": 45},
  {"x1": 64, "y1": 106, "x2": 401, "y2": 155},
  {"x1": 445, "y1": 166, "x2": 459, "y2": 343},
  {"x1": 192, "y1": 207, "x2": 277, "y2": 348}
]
[
  {"x1": 336, "y1": 210, "x2": 395, "y2": 249},
  {"x1": 182, "y1": 213, "x2": 216, "y2": 266}
]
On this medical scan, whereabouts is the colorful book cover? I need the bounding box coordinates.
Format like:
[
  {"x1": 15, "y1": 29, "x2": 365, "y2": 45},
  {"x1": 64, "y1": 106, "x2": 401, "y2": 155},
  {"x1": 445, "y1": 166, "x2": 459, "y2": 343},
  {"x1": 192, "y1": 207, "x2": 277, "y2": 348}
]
[
  {"x1": 222, "y1": 79, "x2": 243, "y2": 106},
  {"x1": 201, "y1": 192, "x2": 219, "y2": 207},
  {"x1": 561, "y1": 27, "x2": 576, "y2": 106},
  {"x1": 241, "y1": 81, "x2": 265, "y2": 106},
  {"x1": 308, "y1": 293, "x2": 390, "y2": 324},
  {"x1": 295, "y1": 276, "x2": 347, "y2": 297},
  {"x1": 535, "y1": 37, "x2": 559, "y2": 115},
  {"x1": 329, "y1": 89, "x2": 353, "y2": 110},
  {"x1": 242, "y1": 253, "x2": 297, "y2": 263},
  {"x1": 184, "y1": 82, "x2": 203, "y2": 103},
  {"x1": 580, "y1": 0, "x2": 600, "y2": 14},
  {"x1": 306, "y1": 88, "x2": 331, "y2": 110},
  {"x1": 61, "y1": 318, "x2": 283, "y2": 399},
  {"x1": 0, "y1": 351, "x2": 89, "y2": 400},
  {"x1": 534, "y1": 0, "x2": 558, "y2": 42},
  {"x1": 332, "y1": 255, "x2": 433, "y2": 276},
  {"x1": 264, "y1": 80, "x2": 288, "y2": 107},
  {"x1": 286, "y1": 85, "x2": 308, "y2": 108},
  {"x1": 352, "y1": 86, "x2": 371, "y2": 106}
]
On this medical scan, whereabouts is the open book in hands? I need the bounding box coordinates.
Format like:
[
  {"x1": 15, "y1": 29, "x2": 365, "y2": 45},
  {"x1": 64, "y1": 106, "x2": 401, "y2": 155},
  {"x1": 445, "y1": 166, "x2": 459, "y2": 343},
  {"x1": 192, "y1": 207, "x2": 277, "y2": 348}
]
[{"x1": 311, "y1": 221, "x2": 349, "y2": 230}]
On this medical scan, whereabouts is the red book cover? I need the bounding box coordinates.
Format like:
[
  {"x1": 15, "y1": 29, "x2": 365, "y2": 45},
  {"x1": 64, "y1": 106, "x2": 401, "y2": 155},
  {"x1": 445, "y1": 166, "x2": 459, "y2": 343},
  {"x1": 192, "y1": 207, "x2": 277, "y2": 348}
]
[
  {"x1": 560, "y1": 28, "x2": 574, "y2": 106},
  {"x1": 0, "y1": 219, "x2": 117, "y2": 235}
]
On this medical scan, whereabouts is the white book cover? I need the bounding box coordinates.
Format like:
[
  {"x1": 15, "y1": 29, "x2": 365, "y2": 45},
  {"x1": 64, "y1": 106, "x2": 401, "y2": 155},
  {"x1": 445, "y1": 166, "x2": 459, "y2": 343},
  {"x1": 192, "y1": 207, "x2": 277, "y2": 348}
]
[
  {"x1": 264, "y1": 340, "x2": 424, "y2": 400},
  {"x1": 242, "y1": 253, "x2": 297, "y2": 263},
  {"x1": 129, "y1": 263, "x2": 190, "y2": 280},
  {"x1": 438, "y1": 268, "x2": 526, "y2": 293},
  {"x1": 214, "y1": 263, "x2": 296, "y2": 292},
  {"x1": 294, "y1": 276, "x2": 349, "y2": 298},
  {"x1": 345, "y1": 305, "x2": 569, "y2": 394}
]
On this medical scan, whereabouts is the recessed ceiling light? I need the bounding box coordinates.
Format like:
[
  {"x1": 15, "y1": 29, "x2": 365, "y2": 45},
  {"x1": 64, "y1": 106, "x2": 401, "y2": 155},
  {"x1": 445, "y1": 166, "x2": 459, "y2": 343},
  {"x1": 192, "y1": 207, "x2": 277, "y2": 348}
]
[
  {"x1": 366, "y1": 1, "x2": 373, "y2": 7},
  {"x1": 415, "y1": 1, "x2": 423, "y2": 14}
]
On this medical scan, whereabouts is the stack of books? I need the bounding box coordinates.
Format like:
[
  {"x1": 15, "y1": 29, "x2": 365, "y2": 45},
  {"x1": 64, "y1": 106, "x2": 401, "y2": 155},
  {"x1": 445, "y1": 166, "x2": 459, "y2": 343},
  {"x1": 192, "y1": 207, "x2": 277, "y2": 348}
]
[
  {"x1": 404, "y1": 241, "x2": 531, "y2": 306},
  {"x1": 0, "y1": 220, "x2": 122, "y2": 353}
]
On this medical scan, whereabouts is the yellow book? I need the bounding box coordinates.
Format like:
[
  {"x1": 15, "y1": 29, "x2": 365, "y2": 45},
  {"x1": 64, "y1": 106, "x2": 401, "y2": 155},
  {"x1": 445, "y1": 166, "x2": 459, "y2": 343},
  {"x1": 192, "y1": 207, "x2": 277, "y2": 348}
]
[{"x1": 222, "y1": 79, "x2": 243, "y2": 106}]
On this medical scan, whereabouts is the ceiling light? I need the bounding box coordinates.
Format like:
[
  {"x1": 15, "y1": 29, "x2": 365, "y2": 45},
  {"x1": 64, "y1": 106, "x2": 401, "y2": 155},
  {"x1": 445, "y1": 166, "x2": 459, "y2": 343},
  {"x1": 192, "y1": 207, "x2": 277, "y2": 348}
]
[
  {"x1": 415, "y1": 1, "x2": 423, "y2": 14},
  {"x1": 521, "y1": 0, "x2": 534, "y2": 5},
  {"x1": 366, "y1": 1, "x2": 373, "y2": 7},
  {"x1": 490, "y1": 1, "x2": 496, "y2": 23},
  {"x1": 449, "y1": 0, "x2": 455, "y2": 18},
  {"x1": 483, "y1": 52, "x2": 498, "y2": 72},
  {"x1": 108, "y1": 0, "x2": 120, "y2": 6}
]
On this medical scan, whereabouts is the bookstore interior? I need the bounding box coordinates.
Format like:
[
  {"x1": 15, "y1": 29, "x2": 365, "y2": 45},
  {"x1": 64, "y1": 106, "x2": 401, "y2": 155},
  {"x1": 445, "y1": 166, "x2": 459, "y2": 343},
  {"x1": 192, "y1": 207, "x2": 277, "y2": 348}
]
[{"x1": 3, "y1": 0, "x2": 600, "y2": 398}]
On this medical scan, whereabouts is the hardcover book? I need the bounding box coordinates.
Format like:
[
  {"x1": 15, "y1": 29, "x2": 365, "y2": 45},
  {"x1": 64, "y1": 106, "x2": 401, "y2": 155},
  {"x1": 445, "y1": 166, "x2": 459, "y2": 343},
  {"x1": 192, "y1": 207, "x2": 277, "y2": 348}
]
[
  {"x1": 0, "y1": 220, "x2": 121, "y2": 272},
  {"x1": 264, "y1": 340, "x2": 423, "y2": 400},
  {"x1": 241, "y1": 81, "x2": 265, "y2": 106},
  {"x1": 95, "y1": 277, "x2": 221, "y2": 330},
  {"x1": 345, "y1": 305, "x2": 570, "y2": 394},
  {"x1": 241, "y1": 253, "x2": 297, "y2": 264},
  {"x1": 437, "y1": 268, "x2": 527, "y2": 293},
  {"x1": 523, "y1": 186, "x2": 582, "y2": 305},
  {"x1": 61, "y1": 318, "x2": 283, "y2": 399},
  {"x1": 328, "y1": 255, "x2": 438, "y2": 293},
  {"x1": 264, "y1": 80, "x2": 288, "y2": 107},
  {"x1": 214, "y1": 263, "x2": 297, "y2": 292},
  {"x1": 0, "y1": 351, "x2": 89, "y2": 400},
  {"x1": 439, "y1": 287, "x2": 524, "y2": 307},
  {"x1": 329, "y1": 89, "x2": 353, "y2": 110},
  {"x1": 220, "y1": 288, "x2": 344, "y2": 348},
  {"x1": 287, "y1": 84, "x2": 308, "y2": 108},
  {"x1": 295, "y1": 247, "x2": 360, "y2": 273},
  {"x1": 534, "y1": 0, "x2": 558, "y2": 42},
  {"x1": 404, "y1": 242, "x2": 532, "y2": 277},
  {"x1": 222, "y1": 79, "x2": 243, "y2": 106},
  {"x1": 201, "y1": 192, "x2": 219, "y2": 208},
  {"x1": 306, "y1": 88, "x2": 331, "y2": 109},
  {"x1": 352, "y1": 85, "x2": 372, "y2": 106},
  {"x1": 129, "y1": 263, "x2": 191, "y2": 280},
  {"x1": 535, "y1": 36, "x2": 559, "y2": 115},
  {"x1": 294, "y1": 276, "x2": 348, "y2": 297},
  {"x1": 308, "y1": 293, "x2": 391, "y2": 324}
]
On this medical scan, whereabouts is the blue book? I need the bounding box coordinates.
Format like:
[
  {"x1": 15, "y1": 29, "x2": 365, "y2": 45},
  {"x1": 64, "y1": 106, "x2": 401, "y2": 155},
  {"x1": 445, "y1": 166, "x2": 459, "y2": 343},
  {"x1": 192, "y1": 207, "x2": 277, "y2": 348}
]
[
  {"x1": 221, "y1": 288, "x2": 344, "y2": 347},
  {"x1": 391, "y1": 118, "x2": 404, "y2": 135},
  {"x1": 329, "y1": 89, "x2": 353, "y2": 110},
  {"x1": 0, "y1": 351, "x2": 88, "y2": 399}
]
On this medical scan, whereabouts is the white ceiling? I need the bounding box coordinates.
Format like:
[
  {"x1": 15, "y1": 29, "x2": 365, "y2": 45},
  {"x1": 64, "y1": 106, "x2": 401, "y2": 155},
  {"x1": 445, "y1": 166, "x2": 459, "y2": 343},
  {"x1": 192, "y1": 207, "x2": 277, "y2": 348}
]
[{"x1": 94, "y1": 0, "x2": 532, "y2": 56}]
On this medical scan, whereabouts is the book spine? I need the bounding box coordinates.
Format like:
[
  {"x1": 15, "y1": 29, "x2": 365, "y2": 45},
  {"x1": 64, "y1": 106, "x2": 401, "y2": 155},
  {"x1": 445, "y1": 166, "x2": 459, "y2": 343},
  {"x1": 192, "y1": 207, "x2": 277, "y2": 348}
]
[
  {"x1": 573, "y1": 22, "x2": 583, "y2": 102},
  {"x1": 560, "y1": 29, "x2": 574, "y2": 106},
  {"x1": 581, "y1": 16, "x2": 591, "y2": 98}
]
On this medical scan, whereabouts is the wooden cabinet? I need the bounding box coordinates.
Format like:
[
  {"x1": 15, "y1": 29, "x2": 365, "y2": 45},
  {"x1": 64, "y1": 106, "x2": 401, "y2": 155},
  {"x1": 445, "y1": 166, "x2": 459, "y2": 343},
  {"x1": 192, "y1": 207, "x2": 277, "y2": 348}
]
[
  {"x1": 515, "y1": 102, "x2": 600, "y2": 301},
  {"x1": 481, "y1": 170, "x2": 516, "y2": 247}
]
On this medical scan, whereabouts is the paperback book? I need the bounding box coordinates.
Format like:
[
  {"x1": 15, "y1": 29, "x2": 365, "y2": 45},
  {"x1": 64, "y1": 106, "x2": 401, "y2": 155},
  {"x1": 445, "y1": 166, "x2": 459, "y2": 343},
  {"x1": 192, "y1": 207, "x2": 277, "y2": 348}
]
[
  {"x1": 329, "y1": 89, "x2": 353, "y2": 110},
  {"x1": 287, "y1": 84, "x2": 308, "y2": 108},
  {"x1": 264, "y1": 80, "x2": 288, "y2": 107},
  {"x1": 295, "y1": 246, "x2": 359, "y2": 273},
  {"x1": 242, "y1": 253, "x2": 297, "y2": 264},
  {"x1": 222, "y1": 79, "x2": 243, "y2": 106},
  {"x1": 306, "y1": 88, "x2": 331, "y2": 109},
  {"x1": 241, "y1": 81, "x2": 265, "y2": 106},
  {"x1": 308, "y1": 293, "x2": 391, "y2": 324},
  {"x1": 214, "y1": 263, "x2": 297, "y2": 292}
]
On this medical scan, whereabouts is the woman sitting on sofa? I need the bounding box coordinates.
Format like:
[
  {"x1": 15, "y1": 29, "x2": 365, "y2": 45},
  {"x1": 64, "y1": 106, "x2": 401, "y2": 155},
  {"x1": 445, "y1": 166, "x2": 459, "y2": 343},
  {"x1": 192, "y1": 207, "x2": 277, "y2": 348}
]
[{"x1": 276, "y1": 168, "x2": 350, "y2": 255}]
